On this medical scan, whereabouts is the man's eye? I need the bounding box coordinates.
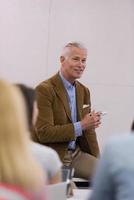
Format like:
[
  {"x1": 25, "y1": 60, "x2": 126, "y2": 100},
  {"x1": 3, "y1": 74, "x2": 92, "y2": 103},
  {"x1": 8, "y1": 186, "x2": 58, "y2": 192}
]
[
  {"x1": 73, "y1": 58, "x2": 79, "y2": 61},
  {"x1": 82, "y1": 60, "x2": 86, "y2": 63}
]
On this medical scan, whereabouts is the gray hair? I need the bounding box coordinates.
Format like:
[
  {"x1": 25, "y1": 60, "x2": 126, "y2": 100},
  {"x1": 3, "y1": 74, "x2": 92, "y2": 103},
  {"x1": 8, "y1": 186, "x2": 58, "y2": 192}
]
[{"x1": 61, "y1": 41, "x2": 87, "y2": 57}]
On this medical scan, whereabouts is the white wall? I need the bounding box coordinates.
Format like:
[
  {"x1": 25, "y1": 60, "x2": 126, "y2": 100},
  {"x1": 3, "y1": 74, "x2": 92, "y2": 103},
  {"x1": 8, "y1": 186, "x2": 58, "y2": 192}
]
[{"x1": 0, "y1": 0, "x2": 134, "y2": 150}]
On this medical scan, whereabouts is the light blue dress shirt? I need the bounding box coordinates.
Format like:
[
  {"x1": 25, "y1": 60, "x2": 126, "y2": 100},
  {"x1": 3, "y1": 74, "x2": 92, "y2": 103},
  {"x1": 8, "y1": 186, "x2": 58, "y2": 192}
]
[{"x1": 59, "y1": 72, "x2": 82, "y2": 150}]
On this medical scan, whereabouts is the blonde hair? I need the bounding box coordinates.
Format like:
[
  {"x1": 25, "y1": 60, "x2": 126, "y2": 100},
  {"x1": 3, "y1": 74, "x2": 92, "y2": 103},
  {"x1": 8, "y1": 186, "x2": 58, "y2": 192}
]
[
  {"x1": 61, "y1": 41, "x2": 87, "y2": 57},
  {"x1": 0, "y1": 80, "x2": 45, "y2": 191}
]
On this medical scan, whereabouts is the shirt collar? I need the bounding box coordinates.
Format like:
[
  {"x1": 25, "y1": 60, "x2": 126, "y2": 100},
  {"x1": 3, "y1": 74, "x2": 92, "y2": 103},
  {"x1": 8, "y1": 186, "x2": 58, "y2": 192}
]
[{"x1": 59, "y1": 71, "x2": 74, "y2": 90}]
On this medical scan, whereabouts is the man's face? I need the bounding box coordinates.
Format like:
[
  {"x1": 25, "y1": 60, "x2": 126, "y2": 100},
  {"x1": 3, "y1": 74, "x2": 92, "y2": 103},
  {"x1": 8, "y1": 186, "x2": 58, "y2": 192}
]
[{"x1": 60, "y1": 47, "x2": 87, "y2": 83}]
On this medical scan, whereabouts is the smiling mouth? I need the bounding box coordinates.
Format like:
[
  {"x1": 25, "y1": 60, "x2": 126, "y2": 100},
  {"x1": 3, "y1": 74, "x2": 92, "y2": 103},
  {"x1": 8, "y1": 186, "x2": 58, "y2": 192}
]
[{"x1": 75, "y1": 70, "x2": 83, "y2": 73}]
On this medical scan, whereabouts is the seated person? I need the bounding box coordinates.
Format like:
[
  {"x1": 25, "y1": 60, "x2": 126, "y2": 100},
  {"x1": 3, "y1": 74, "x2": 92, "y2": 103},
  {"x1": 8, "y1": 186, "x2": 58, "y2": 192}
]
[
  {"x1": 16, "y1": 84, "x2": 62, "y2": 184},
  {"x1": 0, "y1": 80, "x2": 46, "y2": 199},
  {"x1": 89, "y1": 127, "x2": 134, "y2": 200},
  {"x1": 34, "y1": 42, "x2": 101, "y2": 180},
  {"x1": 131, "y1": 120, "x2": 134, "y2": 132}
]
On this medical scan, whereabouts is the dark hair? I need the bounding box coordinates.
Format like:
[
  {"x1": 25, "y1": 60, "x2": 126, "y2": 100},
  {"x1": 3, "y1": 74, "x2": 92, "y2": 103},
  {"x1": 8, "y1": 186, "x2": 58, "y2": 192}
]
[
  {"x1": 131, "y1": 120, "x2": 134, "y2": 132},
  {"x1": 16, "y1": 84, "x2": 36, "y2": 130}
]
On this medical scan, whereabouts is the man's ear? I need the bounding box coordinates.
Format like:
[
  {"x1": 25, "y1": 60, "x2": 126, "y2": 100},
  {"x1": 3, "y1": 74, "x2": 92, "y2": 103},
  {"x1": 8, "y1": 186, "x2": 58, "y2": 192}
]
[{"x1": 60, "y1": 56, "x2": 65, "y2": 63}]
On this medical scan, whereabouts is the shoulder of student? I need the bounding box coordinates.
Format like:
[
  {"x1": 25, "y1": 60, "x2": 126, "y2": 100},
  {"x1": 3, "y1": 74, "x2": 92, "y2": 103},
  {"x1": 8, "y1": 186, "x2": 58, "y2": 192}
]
[
  {"x1": 31, "y1": 142, "x2": 62, "y2": 179},
  {"x1": 31, "y1": 142, "x2": 62, "y2": 163},
  {"x1": 102, "y1": 133, "x2": 134, "y2": 157}
]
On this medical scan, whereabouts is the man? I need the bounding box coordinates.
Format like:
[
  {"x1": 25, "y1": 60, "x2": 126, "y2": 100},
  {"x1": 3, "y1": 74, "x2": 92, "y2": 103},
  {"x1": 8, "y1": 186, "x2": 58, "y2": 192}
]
[{"x1": 34, "y1": 42, "x2": 101, "y2": 179}]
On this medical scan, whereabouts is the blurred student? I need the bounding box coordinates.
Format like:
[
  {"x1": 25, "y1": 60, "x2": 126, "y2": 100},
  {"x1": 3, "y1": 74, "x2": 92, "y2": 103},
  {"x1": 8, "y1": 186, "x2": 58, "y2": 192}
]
[
  {"x1": 89, "y1": 127, "x2": 134, "y2": 200},
  {"x1": 0, "y1": 80, "x2": 46, "y2": 199},
  {"x1": 16, "y1": 84, "x2": 62, "y2": 184},
  {"x1": 131, "y1": 120, "x2": 134, "y2": 131}
]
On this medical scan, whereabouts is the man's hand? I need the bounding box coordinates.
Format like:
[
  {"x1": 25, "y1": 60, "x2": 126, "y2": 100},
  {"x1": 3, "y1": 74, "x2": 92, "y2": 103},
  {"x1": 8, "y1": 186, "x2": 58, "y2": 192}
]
[{"x1": 80, "y1": 110, "x2": 101, "y2": 130}]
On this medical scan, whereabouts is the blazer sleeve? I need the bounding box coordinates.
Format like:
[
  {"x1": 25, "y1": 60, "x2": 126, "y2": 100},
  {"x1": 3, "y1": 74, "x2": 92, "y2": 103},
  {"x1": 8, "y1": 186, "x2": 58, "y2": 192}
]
[{"x1": 35, "y1": 83, "x2": 76, "y2": 144}]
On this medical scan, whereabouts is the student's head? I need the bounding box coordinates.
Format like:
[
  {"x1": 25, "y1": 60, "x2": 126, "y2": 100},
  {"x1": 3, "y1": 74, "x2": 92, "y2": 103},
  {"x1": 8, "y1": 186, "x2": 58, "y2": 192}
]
[
  {"x1": 60, "y1": 42, "x2": 87, "y2": 84},
  {"x1": 16, "y1": 84, "x2": 38, "y2": 130},
  {"x1": 131, "y1": 120, "x2": 134, "y2": 132},
  {"x1": 0, "y1": 80, "x2": 29, "y2": 146},
  {"x1": 0, "y1": 80, "x2": 44, "y2": 191}
]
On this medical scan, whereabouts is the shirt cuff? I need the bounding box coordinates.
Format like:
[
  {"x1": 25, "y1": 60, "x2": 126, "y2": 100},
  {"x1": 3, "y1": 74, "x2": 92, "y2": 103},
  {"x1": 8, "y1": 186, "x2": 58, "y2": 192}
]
[{"x1": 73, "y1": 121, "x2": 82, "y2": 137}]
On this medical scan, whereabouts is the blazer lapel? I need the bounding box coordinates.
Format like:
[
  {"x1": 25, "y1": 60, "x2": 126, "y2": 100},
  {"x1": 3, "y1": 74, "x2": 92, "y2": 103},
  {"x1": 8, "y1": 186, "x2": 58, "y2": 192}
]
[
  {"x1": 75, "y1": 81, "x2": 83, "y2": 121},
  {"x1": 52, "y1": 74, "x2": 72, "y2": 121}
]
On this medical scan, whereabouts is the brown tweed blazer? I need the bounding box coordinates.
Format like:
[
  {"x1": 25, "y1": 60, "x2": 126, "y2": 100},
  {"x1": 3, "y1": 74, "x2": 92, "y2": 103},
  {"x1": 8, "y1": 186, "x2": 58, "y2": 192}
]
[{"x1": 34, "y1": 73, "x2": 100, "y2": 161}]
